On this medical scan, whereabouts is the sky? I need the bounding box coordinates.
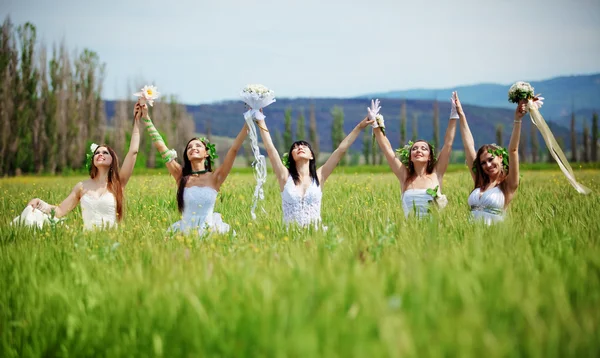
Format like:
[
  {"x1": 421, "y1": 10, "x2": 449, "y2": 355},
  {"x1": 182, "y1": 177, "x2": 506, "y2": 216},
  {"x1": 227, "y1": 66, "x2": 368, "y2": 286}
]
[{"x1": 3, "y1": 0, "x2": 600, "y2": 104}]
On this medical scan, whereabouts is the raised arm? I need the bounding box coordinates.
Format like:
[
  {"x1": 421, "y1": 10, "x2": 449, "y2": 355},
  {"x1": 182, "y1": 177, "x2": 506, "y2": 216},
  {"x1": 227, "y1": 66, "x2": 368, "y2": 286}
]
[
  {"x1": 27, "y1": 182, "x2": 83, "y2": 218},
  {"x1": 373, "y1": 128, "x2": 406, "y2": 182},
  {"x1": 214, "y1": 123, "x2": 248, "y2": 188},
  {"x1": 435, "y1": 92, "x2": 459, "y2": 181},
  {"x1": 457, "y1": 94, "x2": 477, "y2": 182},
  {"x1": 119, "y1": 102, "x2": 141, "y2": 187},
  {"x1": 318, "y1": 117, "x2": 373, "y2": 183},
  {"x1": 140, "y1": 104, "x2": 182, "y2": 183},
  {"x1": 505, "y1": 101, "x2": 526, "y2": 192},
  {"x1": 255, "y1": 118, "x2": 289, "y2": 189}
]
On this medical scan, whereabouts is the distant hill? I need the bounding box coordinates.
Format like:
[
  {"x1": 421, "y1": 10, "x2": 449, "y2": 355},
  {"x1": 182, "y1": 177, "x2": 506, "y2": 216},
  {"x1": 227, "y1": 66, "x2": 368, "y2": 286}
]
[
  {"x1": 105, "y1": 98, "x2": 572, "y2": 155},
  {"x1": 360, "y1": 73, "x2": 600, "y2": 128}
]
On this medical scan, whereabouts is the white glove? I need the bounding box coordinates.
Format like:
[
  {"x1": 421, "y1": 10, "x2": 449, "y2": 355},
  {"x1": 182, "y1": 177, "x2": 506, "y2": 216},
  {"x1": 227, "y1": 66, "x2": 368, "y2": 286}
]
[
  {"x1": 449, "y1": 91, "x2": 459, "y2": 119},
  {"x1": 367, "y1": 99, "x2": 381, "y2": 122}
]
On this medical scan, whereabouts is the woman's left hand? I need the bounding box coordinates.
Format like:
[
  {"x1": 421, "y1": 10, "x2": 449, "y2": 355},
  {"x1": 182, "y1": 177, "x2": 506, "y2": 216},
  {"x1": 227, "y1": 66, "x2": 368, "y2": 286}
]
[{"x1": 358, "y1": 116, "x2": 375, "y2": 129}]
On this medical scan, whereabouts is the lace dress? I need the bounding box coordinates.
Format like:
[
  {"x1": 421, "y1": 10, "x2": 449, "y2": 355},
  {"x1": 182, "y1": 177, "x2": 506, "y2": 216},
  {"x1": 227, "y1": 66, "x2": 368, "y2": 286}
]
[
  {"x1": 468, "y1": 186, "x2": 506, "y2": 225},
  {"x1": 281, "y1": 176, "x2": 323, "y2": 228},
  {"x1": 169, "y1": 186, "x2": 231, "y2": 235}
]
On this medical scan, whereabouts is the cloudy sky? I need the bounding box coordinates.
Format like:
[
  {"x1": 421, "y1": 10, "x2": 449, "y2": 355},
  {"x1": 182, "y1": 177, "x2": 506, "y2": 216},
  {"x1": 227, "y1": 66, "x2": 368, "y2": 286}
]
[{"x1": 3, "y1": 0, "x2": 600, "y2": 103}]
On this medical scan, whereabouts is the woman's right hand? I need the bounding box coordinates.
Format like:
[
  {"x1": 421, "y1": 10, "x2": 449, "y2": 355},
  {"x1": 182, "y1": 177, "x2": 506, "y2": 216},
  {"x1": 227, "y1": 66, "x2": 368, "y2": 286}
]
[
  {"x1": 133, "y1": 100, "x2": 143, "y2": 121},
  {"x1": 515, "y1": 100, "x2": 528, "y2": 120},
  {"x1": 27, "y1": 198, "x2": 41, "y2": 209}
]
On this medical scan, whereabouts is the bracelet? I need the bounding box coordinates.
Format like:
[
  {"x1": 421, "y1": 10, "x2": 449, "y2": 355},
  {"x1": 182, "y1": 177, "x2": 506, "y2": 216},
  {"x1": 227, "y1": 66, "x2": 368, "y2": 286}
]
[
  {"x1": 254, "y1": 121, "x2": 269, "y2": 132},
  {"x1": 514, "y1": 120, "x2": 522, "y2": 123}
]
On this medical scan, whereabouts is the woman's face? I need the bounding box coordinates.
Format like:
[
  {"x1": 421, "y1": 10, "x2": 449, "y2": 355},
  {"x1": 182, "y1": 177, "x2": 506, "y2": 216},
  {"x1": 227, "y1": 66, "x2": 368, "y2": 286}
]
[
  {"x1": 291, "y1": 142, "x2": 313, "y2": 161},
  {"x1": 479, "y1": 151, "x2": 503, "y2": 177},
  {"x1": 93, "y1": 146, "x2": 113, "y2": 167},
  {"x1": 410, "y1": 141, "x2": 430, "y2": 164},
  {"x1": 187, "y1": 140, "x2": 209, "y2": 162}
]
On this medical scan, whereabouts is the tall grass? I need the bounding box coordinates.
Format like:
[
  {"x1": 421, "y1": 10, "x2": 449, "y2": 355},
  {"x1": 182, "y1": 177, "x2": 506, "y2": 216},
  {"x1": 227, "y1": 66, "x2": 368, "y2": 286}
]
[{"x1": 1, "y1": 170, "x2": 599, "y2": 357}]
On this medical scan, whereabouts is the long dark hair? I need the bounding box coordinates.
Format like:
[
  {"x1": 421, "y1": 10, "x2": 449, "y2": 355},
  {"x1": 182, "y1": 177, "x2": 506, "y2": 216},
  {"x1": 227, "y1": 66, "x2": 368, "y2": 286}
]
[
  {"x1": 288, "y1": 140, "x2": 319, "y2": 187},
  {"x1": 472, "y1": 144, "x2": 508, "y2": 196},
  {"x1": 405, "y1": 139, "x2": 436, "y2": 187},
  {"x1": 177, "y1": 138, "x2": 213, "y2": 213},
  {"x1": 90, "y1": 145, "x2": 123, "y2": 221}
]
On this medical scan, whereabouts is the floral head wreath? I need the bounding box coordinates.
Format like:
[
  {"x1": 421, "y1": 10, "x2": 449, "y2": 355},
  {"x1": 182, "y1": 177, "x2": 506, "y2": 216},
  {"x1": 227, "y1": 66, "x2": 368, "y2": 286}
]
[
  {"x1": 395, "y1": 141, "x2": 436, "y2": 166},
  {"x1": 86, "y1": 143, "x2": 99, "y2": 170},
  {"x1": 472, "y1": 144, "x2": 509, "y2": 174},
  {"x1": 282, "y1": 153, "x2": 290, "y2": 169},
  {"x1": 199, "y1": 137, "x2": 218, "y2": 167}
]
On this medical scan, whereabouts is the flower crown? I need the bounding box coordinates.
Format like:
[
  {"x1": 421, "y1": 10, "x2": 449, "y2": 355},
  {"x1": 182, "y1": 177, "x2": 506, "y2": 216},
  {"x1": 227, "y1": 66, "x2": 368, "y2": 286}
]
[
  {"x1": 199, "y1": 137, "x2": 218, "y2": 167},
  {"x1": 472, "y1": 144, "x2": 509, "y2": 174},
  {"x1": 395, "y1": 141, "x2": 436, "y2": 166},
  {"x1": 86, "y1": 143, "x2": 99, "y2": 170},
  {"x1": 282, "y1": 153, "x2": 290, "y2": 169}
]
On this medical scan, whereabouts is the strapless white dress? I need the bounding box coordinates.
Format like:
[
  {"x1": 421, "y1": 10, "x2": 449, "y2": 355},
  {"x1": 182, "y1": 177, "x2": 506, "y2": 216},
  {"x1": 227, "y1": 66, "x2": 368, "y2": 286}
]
[
  {"x1": 169, "y1": 186, "x2": 231, "y2": 235},
  {"x1": 401, "y1": 188, "x2": 448, "y2": 218},
  {"x1": 80, "y1": 191, "x2": 117, "y2": 230},
  {"x1": 468, "y1": 187, "x2": 506, "y2": 225},
  {"x1": 281, "y1": 176, "x2": 323, "y2": 228},
  {"x1": 12, "y1": 192, "x2": 117, "y2": 230}
]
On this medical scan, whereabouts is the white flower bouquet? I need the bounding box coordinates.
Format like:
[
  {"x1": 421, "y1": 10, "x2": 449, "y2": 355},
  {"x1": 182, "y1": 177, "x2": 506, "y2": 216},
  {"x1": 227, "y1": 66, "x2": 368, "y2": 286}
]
[
  {"x1": 240, "y1": 84, "x2": 276, "y2": 120},
  {"x1": 240, "y1": 84, "x2": 276, "y2": 219}
]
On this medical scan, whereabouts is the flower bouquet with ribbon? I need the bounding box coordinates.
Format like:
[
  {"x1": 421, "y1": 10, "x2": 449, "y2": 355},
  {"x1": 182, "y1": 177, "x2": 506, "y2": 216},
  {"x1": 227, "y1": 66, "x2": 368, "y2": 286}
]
[
  {"x1": 509, "y1": 81, "x2": 590, "y2": 194},
  {"x1": 240, "y1": 84, "x2": 277, "y2": 219}
]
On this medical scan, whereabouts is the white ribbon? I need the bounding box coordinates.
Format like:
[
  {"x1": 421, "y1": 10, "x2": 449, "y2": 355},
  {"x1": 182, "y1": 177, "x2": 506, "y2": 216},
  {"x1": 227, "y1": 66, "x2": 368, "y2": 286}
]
[
  {"x1": 243, "y1": 111, "x2": 268, "y2": 219},
  {"x1": 244, "y1": 109, "x2": 266, "y2": 121},
  {"x1": 527, "y1": 100, "x2": 591, "y2": 194}
]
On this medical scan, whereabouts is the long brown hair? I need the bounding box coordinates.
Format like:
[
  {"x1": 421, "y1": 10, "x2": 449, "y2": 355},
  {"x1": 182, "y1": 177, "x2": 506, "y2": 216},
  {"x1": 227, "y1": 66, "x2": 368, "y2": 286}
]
[
  {"x1": 177, "y1": 138, "x2": 213, "y2": 213},
  {"x1": 404, "y1": 139, "x2": 436, "y2": 187},
  {"x1": 472, "y1": 144, "x2": 508, "y2": 197},
  {"x1": 89, "y1": 145, "x2": 124, "y2": 221}
]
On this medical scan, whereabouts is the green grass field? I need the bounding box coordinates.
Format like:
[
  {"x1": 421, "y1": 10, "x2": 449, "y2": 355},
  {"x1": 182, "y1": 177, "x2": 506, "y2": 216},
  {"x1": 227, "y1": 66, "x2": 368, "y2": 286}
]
[{"x1": 1, "y1": 169, "x2": 599, "y2": 357}]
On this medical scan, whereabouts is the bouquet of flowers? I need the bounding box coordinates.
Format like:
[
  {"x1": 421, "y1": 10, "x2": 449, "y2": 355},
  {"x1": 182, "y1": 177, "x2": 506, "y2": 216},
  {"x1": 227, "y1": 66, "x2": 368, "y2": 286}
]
[
  {"x1": 241, "y1": 84, "x2": 276, "y2": 120},
  {"x1": 508, "y1": 82, "x2": 589, "y2": 194},
  {"x1": 133, "y1": 85, "x2": 160, "y2": 106},
  {"x1": 240, "y1": 84, "x2": 276, "y2": 219},
  {"x1": 508, "y1": 81, "x2": 534, "y2": 103},
  {"x1": 426, "y1": 185, "x2": 448, "y2": 209}
]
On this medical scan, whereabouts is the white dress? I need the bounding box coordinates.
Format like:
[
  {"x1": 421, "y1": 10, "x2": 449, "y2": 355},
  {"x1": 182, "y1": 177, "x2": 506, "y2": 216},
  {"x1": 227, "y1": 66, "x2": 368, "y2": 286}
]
[
  {"x1": 468, "y1": 186, "x2": 506, "y2": 225},
  {"x1": 402, "y1": 189, "x2": 434, "y2": 218},
  {"x1": 401, "y1": 188, "x2": 448, "y2": 218},
  {"x1": 169, "y1": 186, "x2": 231, "y2": 235},
  {"x1": 12, "y1": 191, "x2": 117, "y2": 230},
  {"x1": 80, "y1": 191, "x2": 117, "y2": 230},
  {"x1": 281, "y1": 176, "x2": 323, "y2": 228}
]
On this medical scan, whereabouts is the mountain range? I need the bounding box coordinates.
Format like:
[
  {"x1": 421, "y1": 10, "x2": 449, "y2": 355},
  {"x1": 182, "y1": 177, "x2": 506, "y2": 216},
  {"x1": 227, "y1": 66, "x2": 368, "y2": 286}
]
[{"x1": 105, "y1": 74, "x2": 599, "y2": 154}]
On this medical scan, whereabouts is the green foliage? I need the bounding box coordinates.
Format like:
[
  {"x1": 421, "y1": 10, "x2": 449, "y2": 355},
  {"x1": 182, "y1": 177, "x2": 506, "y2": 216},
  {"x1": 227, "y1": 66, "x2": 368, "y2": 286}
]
[
  {"x1": 362, "y1": 129, "x2": 371, "y2": 165},
  {"x1": 296, "y1": 108, "x2": 306, "y2": 140},
  {"x1": 331, "y1": 106, "x2": 346, "y2": 165},
  {"x1": 284, "y1": 108, "x2": 293, "y2": 151}
]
